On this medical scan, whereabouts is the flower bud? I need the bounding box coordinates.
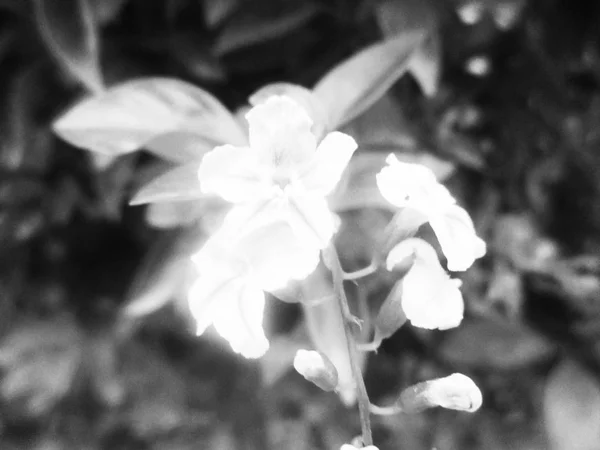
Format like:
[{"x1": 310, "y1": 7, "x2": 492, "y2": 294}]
[
  {"x1": 398, "y1": 373, "x2": 482, "y2": 413},
  {"x1": 293, "y1": 349, "x2": 339, "y2": 392}
]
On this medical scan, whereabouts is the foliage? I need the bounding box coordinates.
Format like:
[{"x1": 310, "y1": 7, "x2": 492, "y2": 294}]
[{"x1": 1, "y1": 0, "x2": 600, "y2": 449}]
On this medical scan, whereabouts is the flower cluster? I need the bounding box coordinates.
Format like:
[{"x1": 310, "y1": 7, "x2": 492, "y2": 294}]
[
  {"x1": 188, "y1": 95, "x2": 357, "y2": 358},
  {"x1": 377, "y1": 154, "x2": 486, "y2": 330}
]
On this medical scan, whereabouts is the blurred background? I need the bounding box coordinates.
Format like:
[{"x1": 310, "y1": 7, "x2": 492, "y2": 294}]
[{"x1": 1, "y1": 0, "x2": 600, "y2": 449}]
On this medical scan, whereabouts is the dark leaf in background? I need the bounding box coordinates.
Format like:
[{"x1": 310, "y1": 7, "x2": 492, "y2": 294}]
[
  {"x1": 53, "y1": 78, "x2": 246, "y2": 156},
  {"x1": 0, "y1": 318, "x2": 83, "y2": 417},
  {"x1": 201, "y1": 0, "x2": 240, "y2": 29},
  {"x1": 376, "y1": 0, "x2": 441, "y2": 96},
  {"x1": 340, "y1": 94, "x2": 418, "y2": 152},
  {"x1": 214, "y1": 3, "x2": 320, "y2": 56},
  {"x1": 88, "y1": 0, "x2": 128, "y2": 25},
  {"x1": 34, "y1": 0, "x2": 104, "y2": 93},
  {"x1": 313, "y1": 31, "x2": 425, "y2": 129},
  {"x1": 544, "y1": 359, "x2": 600, "y2": 450},
  {"x1": 118, "y1": 227, "x2": 206, "y2": 335},
  {"x1": 439, "y1": 318, "x2": 556, "y2": 370},
  {"x1": 170, "y1": 33, "x2": 228, "y2": 83}
]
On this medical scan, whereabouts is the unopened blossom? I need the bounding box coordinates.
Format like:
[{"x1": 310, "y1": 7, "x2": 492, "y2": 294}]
[
  {"x1": 398, "y1": 373, "x2": 482, "y2": 413},
  {"x1": 377, "y1": 154, "x2": 486, "y2": 271},
  {"x1": 188, "y1": 219, "x2": 319, "y2": 358},
  {"x1": 387, "y1": 238, "x2": 464, "y2": 330},
  {"x1": 293, "y1": 349, "x2": 339, "y2": 392},
  {"x1": 198, "y1": 95, "x2": 357, "y2": 250}
]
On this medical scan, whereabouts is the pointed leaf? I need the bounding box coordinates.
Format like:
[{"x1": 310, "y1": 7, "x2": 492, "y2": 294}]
[
  {"x1": 214, "y1": 3, "x2": 320, "y2": 56},
  {"x1": 53, "y1": 77, "x2": 246, "y2": 156},
  {"x1": 145, "y1": 131, "x2": 221, "y2": 164},
  {"x1": 130, "y1": 163, "x2": 207, "y2": 205},
  {"x1": 34, "y1": 0, "x2": 104, "y2": 93},
  {"x1": 313, "y1": 31, "x2": 424, "y2": 129},
  {"x1": 376, "y1": 0, "x2": 440, "y2": 96}
]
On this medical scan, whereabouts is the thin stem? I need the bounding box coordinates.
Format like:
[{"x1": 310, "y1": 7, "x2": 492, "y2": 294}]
[
  {"x1": 369, "y1": 403, "x2": 403, "y2": 416},
  {"x1": 343, "y1": 263, "x2": 378, "y2": 281},
  {"x1": 326, "y1": 244, "x2": 373, "y2": 447}
]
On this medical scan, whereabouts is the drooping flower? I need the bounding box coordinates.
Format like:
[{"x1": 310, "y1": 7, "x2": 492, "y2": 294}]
[
  {"x1": 387, "y1": 238, "x2": 464, "y2": 330},
  {"x1": 198, "y1": 95, "x2": 357, "y2": 250},
  {"x1": 293, "y1": 349, "x2": 339, "y2": 392},
  {"x1": 188, "y1": 219, "x2": 320, "y2": 358},
  {"x1": 398, "y1": 373, "x2": 483, "y2": 413},
  {"x1": 377, "y1": 154, "x2": 486, "y2": 271}
]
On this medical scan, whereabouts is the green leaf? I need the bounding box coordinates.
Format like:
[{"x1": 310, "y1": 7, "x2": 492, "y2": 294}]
[
  {"x1": 376, "y1": 0, "x2": 440, "y2": 96},
  {"x1": 145, "y1": 131, "x2": 220, "y2": 164},
  {"x1": 0, "y1": 319, "x2": 83, "y2": 416},
  {"x1": 439, "y1": 318, "x2": 556, "y2": 370},
  {"x1": 214, "y1": 3, "x2": 320, "y2": 56},
  {"x1": 544, "y1": 360, "x2": 600, "y2": 450},
  {"x1": 53, "y1": 77, "x2": 246, "y2": 156},
  {"x1": 313, "y1": 31, "x2": 424, "y2": 130},
  {"x1": 130, "y1": 163, "x2": 207, "y2": 205},
  {"x1": 34, "y1": 0, "x2": 104, "y2": 93},
  {"x1": 201, "y1": 0, "x2": 240, "y2": 28}
]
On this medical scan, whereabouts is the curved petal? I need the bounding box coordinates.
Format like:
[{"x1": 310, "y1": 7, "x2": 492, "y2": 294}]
[
  {"x1": 198, "y1": 144, "x2": 271, "y2": 203},
  {"x1": 376, "y1": 154, "x2": 455, "y2": 212},
  {"x1": 430, "y1": 204, "x2": 486, "y2": 271},
  {"x1": 393, "y1": 239, "x2": 464, "y2": 330},
  {"x1": 298, "y1": 131, "x2": 358, "y2": 195},
  {"x1": 237, "y1": 220, "x2": 320, "y2": 291},
  {"x1": 211, "y1": 278, "x2": 269, "y2": 359},
  {"x1": 246, "y1": 96, "x2": 317, "y2": 170},
  {"x1": 287, "y1": 189, "x2": 337, "y2": 250}
]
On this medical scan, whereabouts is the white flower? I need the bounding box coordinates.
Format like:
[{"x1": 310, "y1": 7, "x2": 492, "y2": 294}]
[
  {"x1": 293, "y1": 349, "x2": 339, "y2": 391},
  {"x1": 399, "y1": 373, "x2": 482, "y2": 413},
  {"x1": 387, "y1": 238, "x2": 464, "y2": 330},
  {"x1": 198, "y1": 95, "x2": 357, "y2": 250},
  {"x1": 188, "y1": 219, "x2": 320, "y2": 359},
  {"x1": 377, "y1": 154, "x2": 486, "y2": 271}
]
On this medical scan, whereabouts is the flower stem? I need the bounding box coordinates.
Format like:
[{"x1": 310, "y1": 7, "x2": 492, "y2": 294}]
[
  {"x1": 326, "y1": 244, "x2": 373, "y2": 447},
  {"x1": 343, "y1": 263, "x2": 378, "y2": 281}
]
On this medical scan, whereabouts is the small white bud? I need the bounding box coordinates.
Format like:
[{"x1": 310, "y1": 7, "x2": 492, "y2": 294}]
[
  {"x1": 398, "y1": 373, "x2": 483, "y2": 413},
  {"x1": 293, "y1": 349, "x2": 339, "y2": 392}
]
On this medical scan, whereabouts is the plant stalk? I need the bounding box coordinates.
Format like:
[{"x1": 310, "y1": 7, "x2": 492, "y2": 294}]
[{"x1": 326, "y1": 244, "x2": 373, "y2": 446}]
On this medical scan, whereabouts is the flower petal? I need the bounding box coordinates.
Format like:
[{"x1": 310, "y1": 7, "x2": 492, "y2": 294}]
[
  {"x1": 298, "y1": 131, "x2": 358, "y2": 195},
  {"x1": 246, "y1": 96, "x2": 317, "y2": 170},
  {"x1": 429, "y1": 204, "x2": 486, "y2": 271},
  {"x1": 376, "y1": 154, "x2": 455, "y2": 213},
  {"x1": 287, "y1": 189, "x2": 337, "y2": 250},
  {"x1": 211, "y1": 278, "x2": 269, "y2": 358},
  {"x1": 393, "y1": 238, "x2": 464, "y2": 330},
  {"x1": 198, "y1": 144, "x2": 270, "y2": 203},
  {"x1": 236, "y1": 220, "x2": 320, "y2": 291}
]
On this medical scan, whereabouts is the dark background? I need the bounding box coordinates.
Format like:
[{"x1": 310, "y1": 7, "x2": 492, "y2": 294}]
[{"x1": 1, "y1": 0, "x2": 600, "y2": 449}]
